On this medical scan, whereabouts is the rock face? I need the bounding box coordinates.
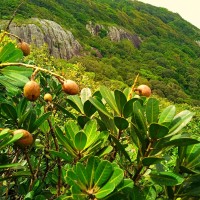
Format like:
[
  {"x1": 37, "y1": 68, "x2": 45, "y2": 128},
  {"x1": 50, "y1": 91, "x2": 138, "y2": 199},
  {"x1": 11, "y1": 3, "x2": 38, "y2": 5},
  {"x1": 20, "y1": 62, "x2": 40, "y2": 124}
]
[
  {"x1": 86, "y1": 22, "x2": 142, "y2": 49},
  {"x1": 9, "y1": 18, "x2": 82, "y2": 59}
]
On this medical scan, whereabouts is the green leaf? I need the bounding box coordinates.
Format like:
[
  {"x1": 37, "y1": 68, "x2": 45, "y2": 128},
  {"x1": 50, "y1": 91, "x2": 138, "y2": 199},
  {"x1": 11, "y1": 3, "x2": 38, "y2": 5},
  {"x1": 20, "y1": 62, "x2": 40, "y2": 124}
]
[
  {"x1": 163, "y1": 138, "x2": 200, "y2": 147},
  {"x1": 86, "y1": 156, "x2": 99, "y2": 189},
  {"x1": 75, "y1": 131, "x2": 87, "y2": 151},
  {"x1": 75, "y1": 162, "x2": 88, "y2": 189},
  {"x1": 114, "y1": 117, "x2": 129, "y2": 130},
  {"x1": 169, "y1": 110, "x2": 194, "y2": 136},
  {"x1": 1, "y1": 66, "x2": 33, "y2": 77},
  {"x1": 158, "y1": 105, "x2": 176, "y2": 126},
  {"x1": 89, "y1": 97, "x2": 113, "y2": 118},
  {"x1": 0, "y1": 132, "x2": 23, "y2": 149},
  {"x1": 114, "y1": 90, "x2": 127, "y2": 115},
  {"x1": 131, "y1": 101, "x2": 147, "y2": 137},
  {"x1": 143, "y1": 186, "x2": 157, "y2": 200},
  {"x1": 30, "y1": 112, "x2": 52, "y2": 132},
  {"x1": 108, "y1": 168, "x2": 124, "y2": 187},
  {"x1": 95, "y1": 182, "x2": 115, "y2": 199},
  {"x1": 83, "y1": 99, "x2": 96, "y2": 117},
  {"x1": 149, "y1": 123, "x2": 169, "y2": 139},
  {"x1": 54, "y1": 103, "x2": 76, "y2": 119},
  {"x1": 110, "y1": 135, "x2": 132, "y2": 162},
  {"x1": 100, "y1": 86, "x2": 120, "y2": 115},
  {"x1": 49, "y1": 150, "x2": 72, "y2": 162},
  {"x1": 146, "y1": 98, "x2": 159, "y2": 124},
  {"x1": 1, "y1": 103, "x2": 17, "y2": 121},
  {"x1": 94, "y1": 160, "x2": 113, "y2": 187},
  {"x1": 142, "y1": 157, "x2": 164, "y2": 166},
  {"x1": 0, "y1": 43, "x2": 23, "y2": 62},
  {"x1": 67, "y1": 95, "x2": 84, "y2": 114},
  {"x1": 150, "y1": 172, "x2": 184, "y2": 186},
  {"x1": 77, "y1": 115, "x2": 90, "y2": 128},
  {"x1": 123, "y1": 98, "x2": 137, "y2": 118},
  {"x1": 0, "y1": 163, "x2": 23, "y2": 169},
  {"x1": 84, "y1": 120, "x2": 99, "y2": 148},
  {"x1": 0, "y1": 76, "x2": 19, "y2": 93},
  {"x1": 80, "y1": 88, "x2": 92, "y2": 104},
  {"x1": 24, "y1": 109, "x2": 37, "y2": 132},
  {"x1": 55, "y1": 126, "x2": 76, "y2": 157}
]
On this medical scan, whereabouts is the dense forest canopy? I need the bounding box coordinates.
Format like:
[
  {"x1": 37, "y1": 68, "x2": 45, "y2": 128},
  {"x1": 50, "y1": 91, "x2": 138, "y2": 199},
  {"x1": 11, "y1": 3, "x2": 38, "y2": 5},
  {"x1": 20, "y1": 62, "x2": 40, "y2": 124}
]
[{"x1": 1, "y1": 0, "x2": 200, "y2": 105}]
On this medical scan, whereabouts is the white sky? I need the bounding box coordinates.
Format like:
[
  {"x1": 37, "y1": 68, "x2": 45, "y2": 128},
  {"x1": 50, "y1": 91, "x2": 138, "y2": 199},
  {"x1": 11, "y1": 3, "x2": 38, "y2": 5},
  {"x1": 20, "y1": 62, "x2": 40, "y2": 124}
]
[{"x1": 138, "y1": 0, "x2": 200, "y2": 28}]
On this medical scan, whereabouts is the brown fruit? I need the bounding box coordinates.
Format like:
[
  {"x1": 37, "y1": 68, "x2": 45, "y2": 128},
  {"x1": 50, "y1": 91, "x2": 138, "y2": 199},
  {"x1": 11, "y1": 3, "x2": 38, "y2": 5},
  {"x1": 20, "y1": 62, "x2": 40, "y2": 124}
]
[
  {"x1": 24, "y1": 80, "x2": 40, "y2": 101},
  {"x1": 44, "y1": 93, "x2": 53, "y2": 102},
  {"x1": 62, "y1": 80, "x2": 79, "y2": 95},
  {"x1": 18, "y1": 41, "x2": 30, "y2": 56},
  {"x1": 135, "y1": 84, "x2": 151, "y2": 97},
  {"x1": 13, "y1": 129, "x2": 33, "y2": 148}
]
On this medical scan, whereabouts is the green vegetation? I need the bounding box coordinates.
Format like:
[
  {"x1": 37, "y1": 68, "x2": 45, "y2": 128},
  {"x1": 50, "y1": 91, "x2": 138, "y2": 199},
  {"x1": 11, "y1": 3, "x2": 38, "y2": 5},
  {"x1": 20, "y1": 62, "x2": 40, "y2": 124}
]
[
  {"x1": 1, "y1": 0, "x2": 200, "y2": 105},
  {"x1": 0, "y1": 38, "x2": 200, "y2": 199}
]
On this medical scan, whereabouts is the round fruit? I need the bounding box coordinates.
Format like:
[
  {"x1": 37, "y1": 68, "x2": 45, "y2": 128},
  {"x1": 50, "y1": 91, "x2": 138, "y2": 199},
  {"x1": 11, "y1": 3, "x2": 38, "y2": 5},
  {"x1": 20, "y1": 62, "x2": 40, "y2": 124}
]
[
  {"x1": 13, "y1": 129, "x2": 33, "y2": 148},
  {"x1": 18, "y1": 41, "x2": 30, "y2": 56},
  {"x1": 135, "y1": 84, "x2": 151, "y2": 97},
  {"x1": 44, "y1": 93, "x2": 53, "y2": 102},
  {"x1": 62, "y1": 80, "x2": 79, "y2": 95},
  {"x1": 24, "y1": 80, "x2": 40, "y2": 101}
]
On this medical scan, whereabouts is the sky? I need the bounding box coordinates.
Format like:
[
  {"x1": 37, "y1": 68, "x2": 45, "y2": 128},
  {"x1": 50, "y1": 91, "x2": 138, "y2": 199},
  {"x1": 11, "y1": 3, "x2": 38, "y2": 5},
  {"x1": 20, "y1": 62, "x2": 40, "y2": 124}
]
[{"x1": 138, "y1": 0, "x2": 200, "y2": 29}]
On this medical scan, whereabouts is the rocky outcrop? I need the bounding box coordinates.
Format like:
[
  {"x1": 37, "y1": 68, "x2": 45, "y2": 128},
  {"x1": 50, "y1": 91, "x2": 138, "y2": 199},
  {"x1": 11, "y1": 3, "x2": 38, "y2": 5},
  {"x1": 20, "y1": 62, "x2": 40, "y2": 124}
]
[
  {"x1": 86, "y1": 22, "x2": 142, "y2": 49},
  {"x1": 8, "y1": 18, "x2": 82, "y2": 59}
]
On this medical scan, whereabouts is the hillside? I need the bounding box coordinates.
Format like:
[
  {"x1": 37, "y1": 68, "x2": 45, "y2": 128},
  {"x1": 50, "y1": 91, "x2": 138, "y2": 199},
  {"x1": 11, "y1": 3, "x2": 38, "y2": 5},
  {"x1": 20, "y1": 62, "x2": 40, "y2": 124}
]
[{"x1": 1, "y1": 0, "x2": 200, "y2": 105}]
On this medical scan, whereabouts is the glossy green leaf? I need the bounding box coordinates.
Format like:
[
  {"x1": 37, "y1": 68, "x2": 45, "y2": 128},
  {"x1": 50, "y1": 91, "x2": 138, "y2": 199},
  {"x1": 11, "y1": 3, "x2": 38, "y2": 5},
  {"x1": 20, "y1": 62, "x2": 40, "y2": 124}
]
[
  {"x1": 54, "y1": 103, "x2": 76, "y2": 119},
  {"x1": 30, "y1": 112, "x2": 52, "y2": 132},
  {"x1": 89, "y1": 97, "x2": 112, "y2": 118},
  {"x1": 24, "y1": 109, "x2": 37, "y2": 132},
  {"x1": 108, "y1": 168, "x2": 124, "y2": 187},
  {"x1": 77, "y1": 115, "x2": 90, "y2": 128},
  {"x1": 163, "y1": 138, "x2": 200, "y2": 147},
  {"x1": 84, "y1": 120, "x2": 99, "y2": 148},
  {"x1": 16, "y1": 98, "x2": 28, "y2": 118},
  {"x1": 67, "y1": 95, "x2": 84, "y2": 114},
  {"x1": 143, "y1": 186, "x2": 157, "y2": 200},
  {"x1": 123, "y1": 98, "x2": 137, "y2": 118},
  {"x1": 0, "y1": 163, "x2": 23, "y2": 169},
  {"x1": 131, "y1": 101, "x2": 147, "y2": 137},
  {"x1": 114, "y1": 90, "x2": 127, "y2": 115},
  {"x1": 0, "y1": 43, "x2": 23, "y2": 62},
  {"x1": 86, "y1": 156, "x2": 99, "y2": 189},
  {"x1": 0, "y1": 76, "x2": 19, "y2": 93},
  {"x1": 55, "y1": 126, "x2": 76, "y2": 157},
  {"x1": 181, "y1": 143, "x2": 200, "y2": 172},
  {"x1": 114, "y1": 116, "x2": 129, "y2": 130},
  {"x1": 142, "y1": 157, "x2": 164, "y2": 166},
  {"x1": 95, "y1": 182, "x2": 115, "y2": 199},
  {"x1": 1, "y1": 103, "x2": 17, "y2": 121},
  {"x1": 149, "y1": 123, "x2": 169, "y2": 139},
  {"x1": 146, "y1": 98, "x2": 159, "y2": 124},
  {"x1": 83, "y1": 99, "x2": 96, "y2": 117},
  {"x1": 158, "y1": 105, "x2": 176, "y2": 126},
  {"x1": 150, "y1": 172, "x2": 184, "y2": 186},
  {"x1": 80, "y1": 88, "x2": 92, "y2": 104},
  {"x1": 71, "y1": 185, "x2": 87, "y2": 200},
  {"x1": 94, "y1": 160, "x2": 113, "y2": 187},
  {"x1": 169, "y1": 110, "x2": 194, "y2": 136},
  {"x1": 66, "y1": 170, "x2": 80, "y2": 188},
  {"x1": 75, "y1": 131, "x2": 87, "y2": 151},
  {"x1": 75, "y1": 162, "x2": 88, "y2": 189},
  {"x1": 110, "y1": 135, "x2": 131, "y2": 162},
  {"x1": 0, "y1": 132, "x2": 23, "y2": 149},
  {"x1": 100, "y1": 86, "x2": 120, "y2": 115},
  {"x1": 49, "y1": 150, "x2": 72, "y2": 162},
  {"x1": 1, "y1": 66, "x2": 33, "y2": 77}
]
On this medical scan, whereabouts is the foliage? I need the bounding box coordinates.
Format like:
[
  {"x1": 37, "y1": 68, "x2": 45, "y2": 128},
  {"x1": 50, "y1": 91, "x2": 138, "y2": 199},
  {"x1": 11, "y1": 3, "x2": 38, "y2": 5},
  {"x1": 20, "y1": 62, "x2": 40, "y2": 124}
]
[
  {"x1": 0, "y1": 0, "x2": 200, "y2": 105},
  {"x1": 0, "y1": 39, "x2": 200, "y2": 200}
]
